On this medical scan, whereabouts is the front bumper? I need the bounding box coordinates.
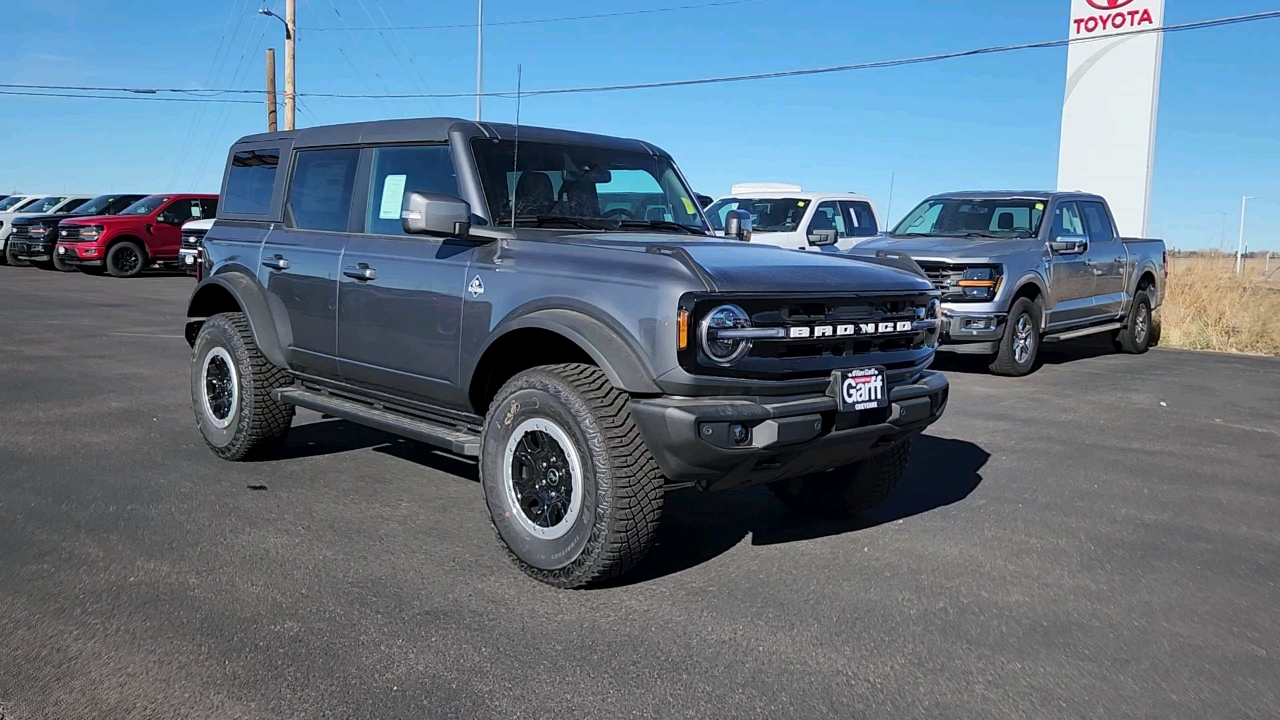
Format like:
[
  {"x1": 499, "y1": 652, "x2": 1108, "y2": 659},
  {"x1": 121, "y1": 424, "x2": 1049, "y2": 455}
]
[
  {"x1": 55, "y1": 243, "x2": 105, "y2": 267},
  {"x1": 937, "y1": 307, "x2": 1006, "y2": 354},
  {"x1": 630, "y1": 371, "x2": 949, "y2": 491},
  {"x1": 10, "y1": 240, "x2": 54, "y2": 262}
]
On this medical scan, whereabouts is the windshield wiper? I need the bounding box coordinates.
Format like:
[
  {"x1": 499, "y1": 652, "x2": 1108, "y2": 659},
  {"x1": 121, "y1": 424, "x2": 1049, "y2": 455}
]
[
  {"x1": 615, "y1": 219, "x2": 704, "y2": 235},
  {"x1": 502, "y1": 215, "x2": 612, "y2": 230}
]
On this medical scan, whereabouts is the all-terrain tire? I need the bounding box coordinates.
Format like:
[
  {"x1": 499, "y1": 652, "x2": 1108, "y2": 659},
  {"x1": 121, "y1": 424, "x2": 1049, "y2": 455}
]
[
  {"x1": 1113, "y1": 290, "x2": 1153, "y2": 354},
  {"x1": 106, "y1": 240, "x2": 145, "y2": 278},
  {"x1": 480, "y1": 363, "x2": 665, "y2": 589},
  {"x1": 989, "y1": 297, "x2": 1041, "y2": 377},
  {"x1": 191, "y1": 312, "x2": 294, "y2": 461},
  {"x1": 769, "y1": 439, "x2": 913, "y2": 519},
  {"x1": 4, "y1": 242, "x2": 29, "y2": 267}
]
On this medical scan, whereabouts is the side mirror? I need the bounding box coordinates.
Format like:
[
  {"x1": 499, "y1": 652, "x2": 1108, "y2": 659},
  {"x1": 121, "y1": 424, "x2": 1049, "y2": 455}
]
[
  {"x1": 695, "y1": 193, "x2": 714, "y2": 209},
  {"x1": 723, "y1": 209, "x2": 752, "y2": 242},
  {"x1": 402, "y1": 192, "x2": 471, "y2": 237},
  {"x1": 157, "y1": 212, "x2": 178, "y2": 225},
  {"x1": 808, "y1": 228, "x2": 839, "y2": 247},
  {"x1": 1049, "y1": 235, "x2": 1088, "y2": 255}
]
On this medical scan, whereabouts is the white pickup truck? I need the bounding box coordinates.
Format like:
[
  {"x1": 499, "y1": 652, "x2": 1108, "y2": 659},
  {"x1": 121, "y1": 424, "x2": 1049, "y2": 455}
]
[{"x1": 706, "y1": 184, "x2": 882, "y2": 252}]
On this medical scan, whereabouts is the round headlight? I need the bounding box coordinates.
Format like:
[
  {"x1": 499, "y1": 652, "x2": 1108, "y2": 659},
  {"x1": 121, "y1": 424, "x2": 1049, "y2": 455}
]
[{"x1": 699, "y1": 304, "x2": 752, "y2": 365}]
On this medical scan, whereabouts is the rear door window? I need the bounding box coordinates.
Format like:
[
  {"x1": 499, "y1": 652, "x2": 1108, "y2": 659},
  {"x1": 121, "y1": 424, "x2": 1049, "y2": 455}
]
[
  {"x1": 223, "y1": 149, "x2": 280, "y2": 215},
  {"x1": 1080, "y1": 201, "x2": 1116, "y2": 243},
  {"x1": 840, "y1": 200, "x2": 879, "y2": 237},
  {"x1": 287, "y1": 148, "x2": 360, "y2": 232},
  {"x1": 364, "y1": 145, "x2": 458, "y2": 236}
]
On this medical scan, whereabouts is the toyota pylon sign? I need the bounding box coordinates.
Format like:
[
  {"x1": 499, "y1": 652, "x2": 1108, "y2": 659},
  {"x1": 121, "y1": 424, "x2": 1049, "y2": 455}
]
[{"x1": 1057, "y1": 0, "x2": 1165, "y2": 237}]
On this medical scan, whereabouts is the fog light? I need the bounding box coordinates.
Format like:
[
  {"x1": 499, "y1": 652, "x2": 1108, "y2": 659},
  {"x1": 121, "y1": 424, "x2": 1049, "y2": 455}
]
[
  {"x1": 730, "y1": 424, "x2": 751, "y2": 447},
  {"x1": 963, "y1": 318, "x2": 993, "y2": 330}
]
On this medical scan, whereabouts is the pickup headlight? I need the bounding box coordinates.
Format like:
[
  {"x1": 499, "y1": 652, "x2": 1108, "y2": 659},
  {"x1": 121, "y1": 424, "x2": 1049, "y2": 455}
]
[
  {"x1": 79, "y1": 225, "x2": 104, "y2": 242},
  {"x1": 699, "y1": 304, "x2": 753, "y2": 365},
  {"x1": 29, "y1": 225, "x2": 49, "y2": 238},
  {"x1": 956, "y1": 266, "x2": 1003, "y2": 300}
]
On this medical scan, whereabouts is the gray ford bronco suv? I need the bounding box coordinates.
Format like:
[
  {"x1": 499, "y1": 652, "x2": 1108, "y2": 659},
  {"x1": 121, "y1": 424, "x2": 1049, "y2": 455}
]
[{"x1": 186, "y1": 118, "x2": 949, "y2": 587}]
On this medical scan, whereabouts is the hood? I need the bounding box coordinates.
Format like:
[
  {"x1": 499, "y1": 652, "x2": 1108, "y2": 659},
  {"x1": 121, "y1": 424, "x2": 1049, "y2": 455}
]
[
  {"x1": 570, "y1": 234, "x2": 934, "y2": 294},
  {"x1": 14, "y1": 211, "x2": 97, "y2": 226},
  {"x1": 182, "y1": 218, "x2": 216, "y2": 231},
  {"x1": 858, "y1": 234, "x2": 1043, "y2": 261},
  {"x1": 61, "y1": 214, "x2": 137, "y2": 227}
]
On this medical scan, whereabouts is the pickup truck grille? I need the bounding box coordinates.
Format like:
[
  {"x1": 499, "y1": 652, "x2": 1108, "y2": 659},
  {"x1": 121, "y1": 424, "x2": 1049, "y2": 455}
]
[
  {"x1": 9, "y1": 224, "x2": 32, "y2": 241},
  {"x1": 58, "y1": 226, "x2": 82, "y2": 241},
  {"x1": 681, "y1": 292, "x2": 939, "y2": 382},
  {"x1": 915, "y1": 262, "x2": 963, "y2": 293},
  {"x1": 181, "y1": 230, "x2": 207, "y2": 250}
]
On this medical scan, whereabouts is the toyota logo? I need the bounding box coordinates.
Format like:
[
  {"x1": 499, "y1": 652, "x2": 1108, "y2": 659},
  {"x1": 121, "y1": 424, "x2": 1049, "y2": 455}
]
[{"x1": 1086, "y1": 0, "x2": 1134, "y2": 8}]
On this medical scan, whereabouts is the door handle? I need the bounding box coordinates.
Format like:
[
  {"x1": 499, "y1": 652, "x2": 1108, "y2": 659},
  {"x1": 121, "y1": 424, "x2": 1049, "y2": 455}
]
[
  {"x1": 262, "y1": 255, "x2": 290, "y2": 271},
  {"x1": 343, "y1": 264, "x2": 377, "y2": 281}
]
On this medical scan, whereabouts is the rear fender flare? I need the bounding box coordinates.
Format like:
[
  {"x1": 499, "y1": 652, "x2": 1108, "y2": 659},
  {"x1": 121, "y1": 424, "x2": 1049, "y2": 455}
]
[{"x1": 186, "y1": 269, "x2": 291, "y2": 369}]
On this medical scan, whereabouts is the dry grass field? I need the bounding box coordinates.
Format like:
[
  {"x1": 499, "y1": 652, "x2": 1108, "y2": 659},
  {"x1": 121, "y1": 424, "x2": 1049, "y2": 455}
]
[{"x1": 1157, "y1": 254, "x2": 1280, "y2": 356}]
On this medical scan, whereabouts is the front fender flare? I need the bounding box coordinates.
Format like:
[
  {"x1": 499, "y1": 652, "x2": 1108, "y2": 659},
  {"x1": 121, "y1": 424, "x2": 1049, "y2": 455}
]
[
  {"x1": 186, "y1": 270, "x2": 291, "y2": 370},
  {"x1": 478, "y1": 308, "x2": 663, "y2": 395}
]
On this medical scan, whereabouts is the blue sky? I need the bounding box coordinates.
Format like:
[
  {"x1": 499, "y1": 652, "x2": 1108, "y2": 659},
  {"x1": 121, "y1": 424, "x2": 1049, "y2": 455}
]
[{"x1": 1, "y1": 0, "x2": 1277, "y2": 251}]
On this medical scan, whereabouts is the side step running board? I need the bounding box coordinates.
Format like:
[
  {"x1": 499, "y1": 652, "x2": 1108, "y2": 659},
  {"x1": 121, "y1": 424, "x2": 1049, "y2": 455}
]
[
  {"x1": 1043, "y1": 322, "x2": 1124, "y2": 343},
  {"x1": 275, "y1": 388, "x2": 481, "y2": 456}
]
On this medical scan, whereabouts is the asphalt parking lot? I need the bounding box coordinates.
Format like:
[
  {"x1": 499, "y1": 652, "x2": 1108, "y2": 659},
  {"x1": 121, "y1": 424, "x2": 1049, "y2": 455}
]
[{"x1": 1, "y1": 265, "x2": 1277, "y2": 720}]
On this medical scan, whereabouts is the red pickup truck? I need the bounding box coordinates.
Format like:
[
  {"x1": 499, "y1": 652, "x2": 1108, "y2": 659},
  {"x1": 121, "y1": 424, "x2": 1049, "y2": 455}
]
[{"x1": 57, "y1": 194, "x2": 218, "y2": 278}]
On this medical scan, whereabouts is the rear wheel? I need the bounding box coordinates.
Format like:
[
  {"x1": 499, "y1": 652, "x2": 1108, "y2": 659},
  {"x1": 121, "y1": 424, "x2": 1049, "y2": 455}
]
[
  {"x1": 989, "y1": 297, "x2": 1040, "y2": 377},
  {"x1": 191, "y1": 312, "x2": 294, "y2": 461},
  {"x1": 480, "y1": 363, "x2": 664, "y2": 588},
  {"x1": 106, "y1": 241, "x2": 145, "y2": 278},
  {"x1": 769, "y1": 439, "x2": 912, "y2": 519},
  {"x1": 1113, "y1": 290, "x2": 1153, "y2": 354}
]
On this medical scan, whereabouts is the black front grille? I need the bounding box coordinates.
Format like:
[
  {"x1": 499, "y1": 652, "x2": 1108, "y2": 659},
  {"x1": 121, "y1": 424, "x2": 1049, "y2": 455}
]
[
  {"x1": 680, "y1": 293, "x2": 938, "y2": 382},
  {"x1": 916, "y1": 261, "x2": 964, "y2": 294},
  {"x1": 58, "y1": 226, "x2": 81, "y2": 241},
  {"x1": 181, "y1": 230, "x2": 207, "y2": 250},
  {"x1": 10, "y1": 224, "x2": 31, "y2": 241}
]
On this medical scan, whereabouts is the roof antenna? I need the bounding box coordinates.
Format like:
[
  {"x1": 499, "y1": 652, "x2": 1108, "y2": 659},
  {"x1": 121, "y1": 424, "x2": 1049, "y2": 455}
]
[{"x1": 509, "y1": 63, "x2": 523, "y2": 230}]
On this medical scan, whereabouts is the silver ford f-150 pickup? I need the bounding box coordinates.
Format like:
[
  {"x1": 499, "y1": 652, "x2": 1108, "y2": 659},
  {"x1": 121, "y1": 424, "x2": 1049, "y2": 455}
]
[{"x1": 859, "y1": 191, "x2": 1166, "y2": 376}]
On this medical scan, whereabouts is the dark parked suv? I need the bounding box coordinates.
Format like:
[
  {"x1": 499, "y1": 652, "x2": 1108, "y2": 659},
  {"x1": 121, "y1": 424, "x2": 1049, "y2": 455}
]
[{"x1": 186, "y1": 118, "x2": 948, "y2": 587}]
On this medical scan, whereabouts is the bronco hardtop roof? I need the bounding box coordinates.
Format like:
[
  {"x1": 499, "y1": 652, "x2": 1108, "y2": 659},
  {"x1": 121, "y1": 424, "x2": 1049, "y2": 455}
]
[{"x1": 233, "y1": 117, "x2": 672, "y2": 158}]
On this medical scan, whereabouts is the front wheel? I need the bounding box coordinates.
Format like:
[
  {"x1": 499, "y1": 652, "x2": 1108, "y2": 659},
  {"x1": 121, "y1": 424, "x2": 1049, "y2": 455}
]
[
  {"x1": 191, "y1": 312, "x2": 294, "y2": 461},
  {"x1": 1113, "y1": 290, "x2": 1153, "y2": 354},
  {"x1": 989, "y1": 297, "x2": 1041, "y2": 377},
  {"x1": 480, "y1": 363, "x2": 664, "y2": 588},
  {"x1": 769, "y1": 439, "x2": 912, "y2": 519},
  {"x1": 52, "y1": 251, "x2": 76, "y2": 272},
  {"x1": 106, "y1": 241, "x2": 145, "y2": 278},
  {"x1": 4, "y1": 242, "x2": 29, "y2": 267}
]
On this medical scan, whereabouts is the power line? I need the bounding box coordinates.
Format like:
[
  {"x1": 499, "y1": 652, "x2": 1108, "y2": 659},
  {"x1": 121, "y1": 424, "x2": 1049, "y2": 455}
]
[
  {"x1": 299, "y1": 0, "x2": 766, "y2": 31},
  {"x1": 0, "y1": 89, "x2": 260, "y2": 104},
  {"x1": 6, "y1": 10, "x2": 1279, "y2": 103}
]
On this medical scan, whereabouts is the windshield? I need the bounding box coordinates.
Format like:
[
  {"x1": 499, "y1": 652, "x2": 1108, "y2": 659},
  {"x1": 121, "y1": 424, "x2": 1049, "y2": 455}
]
[
  {"x1": 706, "y1": 197, "x2": 810, "y2": 233},
  {"x1": 894, "y1": 198, "x2": 1046, "y2": 238},
  {"x1": 25, "y1": 196, "x2": 68, "y2": 214},
  {"x1": 471, "y1": 139, "x2": 708, "y2": 233},
  {"x1": 76, "y1": 194, "x2": 134, "y2": 216},
  {"x1": 0, "y1": 196, "x2": 31, "y2": 212},
  {"x1": 120, "y1": 196, "x2": 172, "y2": 216}
]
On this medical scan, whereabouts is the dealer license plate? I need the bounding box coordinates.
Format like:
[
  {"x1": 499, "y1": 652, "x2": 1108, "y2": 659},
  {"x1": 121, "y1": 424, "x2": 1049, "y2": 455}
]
[{"x1": 831, "y1": 367, "x2": 889, "y2": 412}]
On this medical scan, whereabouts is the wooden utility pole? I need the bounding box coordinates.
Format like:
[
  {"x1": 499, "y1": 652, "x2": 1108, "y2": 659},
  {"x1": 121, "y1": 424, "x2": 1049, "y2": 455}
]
[
  {"x1": 284, "y1": 0, "x2": 296, "y2": 131},
  {"x1": 266, "y1": 48, "x2": 278, "y2": 132}
]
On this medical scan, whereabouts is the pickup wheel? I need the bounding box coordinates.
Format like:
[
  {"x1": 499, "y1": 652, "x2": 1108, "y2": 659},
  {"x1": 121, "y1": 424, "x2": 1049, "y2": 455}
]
[
  {"x1": 52, "y1": 251, "x2": 76, "y2": 272},
  {"x1": 191, "y1": 312, "x2": 294, "y2": 461},
  {"x1": 769, "y1": 439, "x2": 912, "y2": 519},
  {"x1": 4, "y1": 242, "x2": 29, "y2": 267},
  {"x1": 480, "y1": 363, "x2": 665, "y2": 589},
  {"x1": 989, "y1": 297, "x2": 1041, "y2": 377},
  {"x1": 106, "y1": 240, "x2": 145, "y2": 278},
  {"x1": 1113, "y1": 290, "x2": 1153, "y2": 354}
]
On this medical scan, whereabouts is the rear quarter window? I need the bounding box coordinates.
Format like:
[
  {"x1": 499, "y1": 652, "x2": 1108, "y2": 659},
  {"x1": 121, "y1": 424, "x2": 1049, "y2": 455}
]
[{"x1": 222, "y1": 149, "x2": 280, "y2": 216}]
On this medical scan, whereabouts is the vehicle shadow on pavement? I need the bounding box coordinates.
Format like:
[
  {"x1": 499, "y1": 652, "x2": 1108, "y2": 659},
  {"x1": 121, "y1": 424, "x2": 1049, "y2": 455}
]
[
  {"x1": 931, "y1": 336, "x2": 1120, "y2": 374},
  {"x1": 270, "y1": 419, "x2": 481, "y2": 480},
  {"x1": 605, "y1": 435, "x2": 989, "y2": 587}
]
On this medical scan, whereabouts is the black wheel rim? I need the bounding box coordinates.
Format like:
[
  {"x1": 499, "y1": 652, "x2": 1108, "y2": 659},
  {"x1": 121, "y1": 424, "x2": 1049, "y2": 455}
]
[
  {"x1": 204, "y1": 355, "x2": 235, "y2": 421},
  {"x1": 116, "y1": 247, "x2": 140, "y2": 274},
  {"x1": 509, "y1": 430, "x2": 574, "y2": 529}
]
